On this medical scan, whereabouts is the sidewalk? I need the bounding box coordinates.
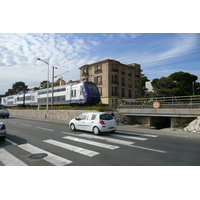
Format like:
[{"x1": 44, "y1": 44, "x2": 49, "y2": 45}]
[{"x1": 117, "y1": 125, "x2": 200, "y2": 139}]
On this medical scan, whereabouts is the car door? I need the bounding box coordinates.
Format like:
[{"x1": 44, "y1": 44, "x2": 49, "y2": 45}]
[
  {"x1": 75, "y1": 113, "x2": 88, "y2": 131},
  {"x1": 84, "y1": 113, "x2": 97, "y2": 131}
]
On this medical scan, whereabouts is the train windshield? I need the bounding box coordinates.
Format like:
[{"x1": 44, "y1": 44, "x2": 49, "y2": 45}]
[{"x1": 86, "y1": 83, "x2": 99, "y2": 95}]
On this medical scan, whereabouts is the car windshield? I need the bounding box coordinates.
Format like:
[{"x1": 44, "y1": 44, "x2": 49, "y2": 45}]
[{"x1": 100, "y1": 114, "x2": 113, "y2": 120}]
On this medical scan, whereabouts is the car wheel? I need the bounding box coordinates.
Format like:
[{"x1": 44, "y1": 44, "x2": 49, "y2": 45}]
[
  {"x1": 93, "y1": 126, "x2": 100, "y2": 135},
  {"x1": 70, "y1": 123, "x2": 76, "y2": 131}
]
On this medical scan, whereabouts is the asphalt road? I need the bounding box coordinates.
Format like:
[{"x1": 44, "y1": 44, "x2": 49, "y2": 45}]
[{"x1": 0, "y1": 117, "x2": 200, "y2": 166}]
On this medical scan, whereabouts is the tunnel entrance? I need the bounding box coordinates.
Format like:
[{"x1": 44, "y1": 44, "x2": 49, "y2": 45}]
[{"x1": 150, "y1": 117, "x2": 171, "y2": 129}]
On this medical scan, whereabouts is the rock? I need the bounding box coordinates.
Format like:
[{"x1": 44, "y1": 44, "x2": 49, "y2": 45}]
[{"x1": 184, "y1": 116, "x2": 200, "y2": 133}]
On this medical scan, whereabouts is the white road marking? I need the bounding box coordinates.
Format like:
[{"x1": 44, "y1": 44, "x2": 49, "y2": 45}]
[
  {"x1": 5, "y1": 139, "x2": 18, "y2": 146},
  {"x1": 115, "y1": 131, "x2": 158, "y2": 138},
  {"x1": 77, "y1": 134, "x2": 166, "y2": 153},
  {"x1": 79, "y1": 134, "x2": 135, "y2": 145},
  {"x1": 19, "y1": 143, "x2": 72, "y2": 165},
  {"x1": 131, "y1": 145, "x2": 167, "y2": 153},
  {"x1": 43, "y1": 139, "x2": 100, "y2": 157},
  {"x1": 36, "y1": 127, "x2": 54, "y2": 131},
  {"x1": 20, "y1": 123, "x2": 31, "y2": 127},
  {"x1": 111, "y1": 134, "x2": 148, "y2": 141},
  {"x1": 0, "y1": 149, "x2": 27, "y2": 166},
  {"x1": 63, "y1": 136, "x2": 119, "y2": 150},
  {"x1": 8, "y1": 121, "x2": 17, "y2": 124}
]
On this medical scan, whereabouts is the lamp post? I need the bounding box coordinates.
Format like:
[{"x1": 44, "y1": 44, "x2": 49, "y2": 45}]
[
  {"x1": 37, "y1": 58, "x2": 49, "y2": 118},
  {"x1": 52, "y1": 66, "x2": 58, "y2": 107}
]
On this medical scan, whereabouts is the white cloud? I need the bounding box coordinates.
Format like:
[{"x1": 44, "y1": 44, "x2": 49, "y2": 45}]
[{"x1": 0, "y1": 33, "x2": 97, "y2": 94}]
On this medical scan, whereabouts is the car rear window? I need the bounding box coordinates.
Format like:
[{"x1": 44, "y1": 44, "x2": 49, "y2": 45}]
[
  {"x1": 0, "y1": 110, "x2": 8, "y2": 113},
  {"x1": 100, "y1": 114, "x2": 113, "y2": 120}
]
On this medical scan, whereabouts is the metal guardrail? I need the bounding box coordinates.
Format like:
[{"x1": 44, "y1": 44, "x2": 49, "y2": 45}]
[{"x1": 118, "y1": 95, "x2": 200, "y2": 109}]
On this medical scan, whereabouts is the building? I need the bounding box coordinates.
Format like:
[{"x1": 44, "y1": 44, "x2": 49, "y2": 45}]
[
  {"x1": 145, "y1": 81, "x2": 154, "y2": 93},
  {"x1": 79, "y1": 59, "x2": 141, "y2": 106}
]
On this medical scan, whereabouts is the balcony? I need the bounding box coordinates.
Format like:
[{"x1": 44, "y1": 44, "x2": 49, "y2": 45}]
[
  {"x1": 95, "y1": 69, "x2": 102, "y2": 74},
  {"x1": 82, "y1": 72, "x2": 89, "y2": 76},
  {"x1": 111, "y1": 80, "x2": 119, "y2": 84},
  {"x1": 111, "y1": 68, "x2": 119, "y2": 72},
  {"x1": 112, "y1": 92, "x2": 119, "y2": 96}
]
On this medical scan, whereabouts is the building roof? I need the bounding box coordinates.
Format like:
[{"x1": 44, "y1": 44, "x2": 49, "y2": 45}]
[{"x1": 79, "y1": 59, "x2": 141, "y2": 69}]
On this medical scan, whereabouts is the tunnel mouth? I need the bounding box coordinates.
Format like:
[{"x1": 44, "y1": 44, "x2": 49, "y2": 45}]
[{"x1": 151, "y1": 117, "x2": 171, "y2": 129}]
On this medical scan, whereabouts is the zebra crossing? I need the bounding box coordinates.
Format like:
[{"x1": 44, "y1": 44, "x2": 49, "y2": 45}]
[{"x1": 0, "y1": 131, "x2": 159, "y2": 166}]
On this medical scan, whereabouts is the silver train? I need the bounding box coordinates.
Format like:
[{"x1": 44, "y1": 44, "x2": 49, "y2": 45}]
[{"x1": 1, "y1": 81, "x2": 101, "y2": 107}]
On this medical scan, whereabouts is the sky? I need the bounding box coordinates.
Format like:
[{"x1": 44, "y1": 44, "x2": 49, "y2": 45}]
[
  {"x1": 1, "y1": 0, "x2": 200, "y2": 199},
  {"x1": 0, "y1": 33, "x2": 200, "y2": 94}
]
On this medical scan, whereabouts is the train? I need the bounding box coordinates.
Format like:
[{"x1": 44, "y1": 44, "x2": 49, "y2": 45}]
[{"x1": 1, "y1": 81, "x2": 101, "y2": 107}]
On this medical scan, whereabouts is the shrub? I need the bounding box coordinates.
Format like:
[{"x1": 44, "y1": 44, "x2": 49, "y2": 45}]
[{"x1": 181, "y1": 123, "x2": 188, "y2": 129}]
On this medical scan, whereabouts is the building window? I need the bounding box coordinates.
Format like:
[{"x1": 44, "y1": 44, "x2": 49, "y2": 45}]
[
  {"x1": 128, "y1": 79, "x2": 131, "y2": 87},
  {"x1": 112, "y1": 75, "x2": 118, "y2": 84},
  {"x1": 121, "y1": 68, "x2": 125, "y2": 75},
  {"x1": 128, "y1": 70, "x2": 132, "y2": 77},
  {"x1": 122, "y1": 77, "x2": 125, "y2": 86},
  {"x1": 95, "y1": 65, "x2": 102, "y2": 74},
  {"x1": 111, "y1": 63, "x2": 119, "y2": 72},
  {"x1": 94, "y1": 76, "x2": 102, "y2": 85},
  {"x1": 82, "y1": 68, "x2": 89, "y2": 76},
  {"x1": 122, "y1": 88, "x2": 125, "y2": 97},
  {"x1": 112, "y1": 87, "x2": 118, "y2": 96},
  {"x1": 128, "y1": 89, "x2": 132, "y2": 98}
]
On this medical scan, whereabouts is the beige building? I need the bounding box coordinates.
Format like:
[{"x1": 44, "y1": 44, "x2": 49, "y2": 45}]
[{"x1": 79, "y1": 59, "x2": 141, "y2": 106}]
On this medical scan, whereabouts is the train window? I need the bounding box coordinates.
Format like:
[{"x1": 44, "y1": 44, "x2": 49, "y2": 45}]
[
  {"x1": 61, "y1": 96, "x2": 65, "y2": 101},
  {"x1": 71, "y1": 89, "x2": 76, "y2": 97}
]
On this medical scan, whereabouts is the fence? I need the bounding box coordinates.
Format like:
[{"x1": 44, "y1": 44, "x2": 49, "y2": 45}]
[{"x1": 118, "y1": 95, "x2": 200, "y2": 109}]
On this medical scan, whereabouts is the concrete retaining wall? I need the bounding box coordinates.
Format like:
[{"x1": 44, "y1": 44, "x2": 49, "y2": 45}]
[{"x1": 8, "y1": 109, "x2": 92, "y2": 122}]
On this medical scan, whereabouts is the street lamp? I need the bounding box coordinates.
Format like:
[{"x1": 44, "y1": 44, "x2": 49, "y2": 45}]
[
  {"x1": 37, "y1": 58, "x2": 49, "y2": 118},
  {"x1": 52, "y1": 66, "x2": 58, "y2": 107}
]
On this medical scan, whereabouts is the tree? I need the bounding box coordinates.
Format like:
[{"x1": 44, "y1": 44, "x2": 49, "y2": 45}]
[
  {"x1": 5, "y1": 81, "x2": 28, "y2": 96},
  {"x1": 5, "y1": 89, "x2": 15, "y2": 96},
  {"x1": 151, "y1": 71, "x2": 199, "y2": 97},
  {"x1": 152, "y1": 77, "x2": 180, "y2": 96},
  {"x1": 169, "y1": 71, "x2": 198, "y2": 95},
  {"x1": 39, "y1": 80, "x2": 51, "y2": 89}
]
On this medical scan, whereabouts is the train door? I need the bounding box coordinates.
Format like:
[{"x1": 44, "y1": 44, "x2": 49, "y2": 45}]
[{"x1": 79, "y1": 86, "x2": 84, "y2": 100}]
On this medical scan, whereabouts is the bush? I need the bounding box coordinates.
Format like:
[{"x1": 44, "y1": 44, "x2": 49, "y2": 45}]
[{"x1": 181, "y1": 123, "x2": 188, "y2": 129}]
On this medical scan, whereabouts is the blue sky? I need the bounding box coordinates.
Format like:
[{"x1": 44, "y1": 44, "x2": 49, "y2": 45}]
[{"x1": 0, "y1": 33, "x2": 199, "y2": 94}]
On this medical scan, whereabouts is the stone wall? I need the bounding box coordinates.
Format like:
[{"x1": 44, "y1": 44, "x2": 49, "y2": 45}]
[{"x1": 8, "y1": 109, "x2": 91, "y2": 123}]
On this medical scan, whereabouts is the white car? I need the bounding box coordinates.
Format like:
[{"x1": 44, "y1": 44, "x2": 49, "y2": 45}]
[
  {"x1": 69, "y1": 112, "x2": 117, "y2": 135},
  {"x1": 0, "y1": 120, "x2": 6, "y2": 139}
]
